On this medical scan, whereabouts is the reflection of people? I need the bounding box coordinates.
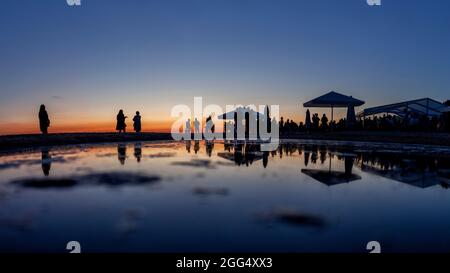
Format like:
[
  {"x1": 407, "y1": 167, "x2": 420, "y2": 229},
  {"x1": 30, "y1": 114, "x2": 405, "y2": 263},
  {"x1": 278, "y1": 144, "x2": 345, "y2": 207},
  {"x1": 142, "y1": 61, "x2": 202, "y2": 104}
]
[
  {"x1": 118, "y1": 144, "x2": 127, "y2": 165},
  {"x1": 304, "y1": 152, "x2": 310, "y2": 167},
  {"x1": 133, "y1": 111, "x2": 142, "y2": 133},
  {"x1": 185, "y1": 140, "x2": 191, "y2": 153},
  {"x1": 134, "y1": 143, "x2": 142, "y2": 163},
  {"x1": 206, "y1": 142, "x2": 214, "y2": 157},
  {"x1": 116, "y1": 110, "x2": 127, "y2": 133},
  {"x1": 194, "y1": 140, "x2": 200, "y2": 154},
  {"x1": 39, "y1": 105, "x2": 51, "y2": 135},
  {"x1": 263, "y1": 151, "x2": 269, "y2": 168},
  {"x1": 41, "y1": 148, "x2": 51, "y2": 176}
]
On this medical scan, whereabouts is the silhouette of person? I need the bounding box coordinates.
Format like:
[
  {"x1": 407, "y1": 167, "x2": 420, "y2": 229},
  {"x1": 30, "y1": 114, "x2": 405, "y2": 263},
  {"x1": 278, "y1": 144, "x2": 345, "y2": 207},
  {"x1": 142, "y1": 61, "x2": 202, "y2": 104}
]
[
  {"x1": 39, "y1": 105, "x2": 50, "y2": 135},
  {"x1": 185, "y1": 118, "x2": 191, "y2": 139},
  {"x1": 118, "y1": 143, "x2": 126, "y2": 165},
  {"x1": 321, "y1": 114, "x2": 329, "y2": 129},
  {"x1": 194, "y1": 118, "x2": 200, "y2": 134},
  {"x1": 205, "y1": 115, "x2": 215, "y2": 138},
  {"x1": 41, "y1": 148, "x2": 51, "y2": 176},
  {"x1": 133, "y1": 111, "x2": 142, "y2": 133},
  {"x1": 116, "y1": 110, "x2": 127, "y2": 133},
  {"x1": 134, "y1": 142, "x2": 142, "y2": 163},
  {"x1": 312, "y1": 113, "x2": 320, "y2": 130}
]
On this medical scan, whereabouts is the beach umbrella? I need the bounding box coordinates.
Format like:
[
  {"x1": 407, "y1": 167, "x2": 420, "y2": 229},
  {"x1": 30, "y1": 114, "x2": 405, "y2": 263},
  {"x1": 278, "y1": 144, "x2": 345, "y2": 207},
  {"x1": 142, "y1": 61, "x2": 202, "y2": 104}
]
[
  {"x1": 218, "y1": 107, "x2": 266, "y2": 120},
  {"x1": 301, "y1": 169, "x2": 362, "y2": 186},
  {"x1": 303, "y1": 91, "x2": 365, "y2": 125}
]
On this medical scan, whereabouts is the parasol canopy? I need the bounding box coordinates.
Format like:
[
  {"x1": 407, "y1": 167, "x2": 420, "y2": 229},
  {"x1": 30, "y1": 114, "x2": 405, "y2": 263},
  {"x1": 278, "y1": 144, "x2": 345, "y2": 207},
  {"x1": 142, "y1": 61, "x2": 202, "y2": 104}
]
[
  {"x1": 218, "y1": 107, "x2": 266, "y2": 120},
  {"x1": 303, "y1": 91, "x2": 365, "y2": 108}
]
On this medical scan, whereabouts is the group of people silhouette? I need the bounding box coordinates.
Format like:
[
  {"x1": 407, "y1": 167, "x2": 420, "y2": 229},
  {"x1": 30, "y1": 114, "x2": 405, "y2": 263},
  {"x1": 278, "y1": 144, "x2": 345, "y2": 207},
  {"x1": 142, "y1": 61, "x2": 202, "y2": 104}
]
[
  {"x1": 116, "y1": 110, "x2": 142, "y2": 133},
  {"x1": 38, "y1": 105, "x2": 143, "y2": 134},
  {"x1": 185, "y1": 118, "x2": 201, "y2": 135},
  {"x1": 38, "y1": 102, "x2": 450, "y2": 135}
]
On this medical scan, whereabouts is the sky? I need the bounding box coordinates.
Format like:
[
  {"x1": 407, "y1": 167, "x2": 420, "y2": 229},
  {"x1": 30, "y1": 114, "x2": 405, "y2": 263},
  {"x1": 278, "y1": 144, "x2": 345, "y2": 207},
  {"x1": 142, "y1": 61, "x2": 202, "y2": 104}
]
[{"x1": 0, "y1": 0, "x2": 449, "y2": 135}]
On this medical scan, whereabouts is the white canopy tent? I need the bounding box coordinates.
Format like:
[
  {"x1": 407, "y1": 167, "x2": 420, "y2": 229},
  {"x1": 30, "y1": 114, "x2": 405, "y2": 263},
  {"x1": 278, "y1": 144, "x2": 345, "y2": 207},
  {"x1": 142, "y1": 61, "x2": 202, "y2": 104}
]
[{"x1": 357, "y1": 98, "x2": 447, "y2": 119}]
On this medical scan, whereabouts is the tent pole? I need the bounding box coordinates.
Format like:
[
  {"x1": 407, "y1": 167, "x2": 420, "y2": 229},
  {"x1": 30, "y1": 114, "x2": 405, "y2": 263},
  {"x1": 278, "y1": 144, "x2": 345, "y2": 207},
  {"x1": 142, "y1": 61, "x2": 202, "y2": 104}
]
[{"x1": 331, "y1": 106, "x2": 334, "y2": 130}]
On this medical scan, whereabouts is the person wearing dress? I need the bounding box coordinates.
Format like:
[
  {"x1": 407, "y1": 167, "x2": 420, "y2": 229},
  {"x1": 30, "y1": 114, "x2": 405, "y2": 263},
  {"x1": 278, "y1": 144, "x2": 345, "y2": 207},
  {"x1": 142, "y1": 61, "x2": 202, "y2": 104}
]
[
  {"x1": 39, "y1": 104, "x2": 50, "y2": 134},
  {"x1": 116, "y1": 110, "x2": 127, "y2": 133}
]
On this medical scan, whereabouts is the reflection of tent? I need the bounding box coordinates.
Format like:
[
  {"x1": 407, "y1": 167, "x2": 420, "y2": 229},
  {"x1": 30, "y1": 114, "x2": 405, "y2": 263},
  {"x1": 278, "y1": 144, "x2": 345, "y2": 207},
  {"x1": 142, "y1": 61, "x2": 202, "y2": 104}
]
[
  {"x1": 361, "y1": 165, "x2": 445, "y2": 189},
  {"x1": 301, "y1": 155, "x2": 361, "y2": 186},
  {"x1": 357, "y1": 98, "x2": 447, "y2": 119},
  {"x1": 217, "y1": 152, "x2": 263, "y2": 166},
  {"x1": 217, "y1": 144, "x2": 265, "y2": 166},
  {"x1": 301, "y1": 169, "x2": 361, "y2": 186},
  {"x1": 303, "y1": 91, "x2": 365, "y2": 125}
]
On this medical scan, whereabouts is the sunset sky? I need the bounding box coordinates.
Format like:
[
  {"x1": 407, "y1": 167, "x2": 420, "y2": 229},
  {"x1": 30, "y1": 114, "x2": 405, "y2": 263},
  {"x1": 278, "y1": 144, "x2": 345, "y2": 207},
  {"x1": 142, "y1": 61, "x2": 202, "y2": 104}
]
[{"x1": 0, "y1": 0, "x2": 449, "y2": 135}]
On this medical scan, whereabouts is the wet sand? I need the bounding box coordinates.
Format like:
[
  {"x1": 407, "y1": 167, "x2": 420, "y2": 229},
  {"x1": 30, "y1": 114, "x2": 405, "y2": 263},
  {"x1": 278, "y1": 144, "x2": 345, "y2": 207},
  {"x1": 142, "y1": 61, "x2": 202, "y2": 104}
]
[
  {"x1": 0, "y1": 131, "x2": 449, "y2": 151},
  {"x1": 0, "y1": 133, "x2": 173, "y2": 151}
]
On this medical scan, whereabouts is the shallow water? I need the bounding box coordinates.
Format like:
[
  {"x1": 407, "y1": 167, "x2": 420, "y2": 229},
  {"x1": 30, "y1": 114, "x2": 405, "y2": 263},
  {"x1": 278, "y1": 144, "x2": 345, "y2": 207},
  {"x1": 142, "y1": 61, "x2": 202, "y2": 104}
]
[{"x1": 0, "y1": 140, "x2": 449, "y2": 253}]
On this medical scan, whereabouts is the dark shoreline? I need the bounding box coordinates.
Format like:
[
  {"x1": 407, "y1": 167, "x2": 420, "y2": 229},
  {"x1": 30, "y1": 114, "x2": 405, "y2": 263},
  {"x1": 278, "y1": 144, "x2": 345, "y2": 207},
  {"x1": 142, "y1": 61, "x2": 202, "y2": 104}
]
[
  {"x1": 0, "y1": 131, "x2": 449, "y2": 152},
  {"x1": 0, "y1": 133, "x2": 173, "y2": 152}
]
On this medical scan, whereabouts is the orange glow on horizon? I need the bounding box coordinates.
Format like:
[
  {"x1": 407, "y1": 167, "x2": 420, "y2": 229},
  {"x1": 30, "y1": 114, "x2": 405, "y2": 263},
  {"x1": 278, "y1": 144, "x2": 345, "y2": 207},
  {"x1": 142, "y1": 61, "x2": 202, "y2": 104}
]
[{"x1": 0, "y1": 120, "x2": 174, "y2": 136}]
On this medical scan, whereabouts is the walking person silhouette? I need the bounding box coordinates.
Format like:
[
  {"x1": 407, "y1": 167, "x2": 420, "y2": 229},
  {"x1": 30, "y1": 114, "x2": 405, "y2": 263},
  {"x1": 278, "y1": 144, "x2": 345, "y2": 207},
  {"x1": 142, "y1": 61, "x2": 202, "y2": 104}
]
[
  {"x1": 116, "y1": 110, "x2": 127, "y2": 133},
  {"x1": 133, "y1": 111, "x2": 142, "y2": 133},
  {"x1": 39, "y1": 104, "x2": 50, "y2": 135}
]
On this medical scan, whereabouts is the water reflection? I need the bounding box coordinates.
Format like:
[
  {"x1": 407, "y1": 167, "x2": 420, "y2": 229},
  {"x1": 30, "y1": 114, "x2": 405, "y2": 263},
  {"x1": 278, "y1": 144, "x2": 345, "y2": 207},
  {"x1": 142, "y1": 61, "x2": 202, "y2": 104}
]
[
  {"x1": 302, "y1": 154, "x2": 361, "y2": 186},
  {"x1": 118, "y1": 143, "x2": 126, "y2": 165},
  {"x1": 41, "y1": 148, "x2": 51, "y2": 176},
  {"x1": 1, "y1": 140, "x2": 450, "y2": 252},
  {"x1": 4, "y1": 141, "x2": 448, "y2": 191},
  {"x1": 357, "y1": 153, "x2": 450, "y2": 189},
  {"x1": 134, "y1": 143, "x2": 142, "y2": 163}
]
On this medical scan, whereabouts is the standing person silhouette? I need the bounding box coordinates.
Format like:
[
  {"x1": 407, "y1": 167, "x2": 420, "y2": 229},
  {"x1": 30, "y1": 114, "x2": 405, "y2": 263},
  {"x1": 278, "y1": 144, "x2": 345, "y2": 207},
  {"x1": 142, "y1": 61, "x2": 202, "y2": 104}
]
[
  {"x1": 39, "y1": 104, "x2": 50, "y2": 135},
  {"x1": 116, "y1": 110, "x2": 127, "y2": 133},
  {"x1": 133, "y1": 111, "x2": 142, "y2": 133},
  {"x1": 194, "y1": 118, "x2": 200, "y2": 134},
  {"x1": 185, "y1": 118, "x2": 191, "y2": 140}
]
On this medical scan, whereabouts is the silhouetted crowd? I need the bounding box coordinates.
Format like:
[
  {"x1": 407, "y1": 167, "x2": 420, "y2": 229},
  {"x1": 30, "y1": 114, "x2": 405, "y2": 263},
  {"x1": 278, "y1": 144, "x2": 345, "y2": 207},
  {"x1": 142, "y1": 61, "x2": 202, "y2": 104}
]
[
  {"x1": 279, "y1": 108, "x2": 450, "y2": 135},
  {"x1": 37, "y1": 100, "x2": 450, "y2": 135}
]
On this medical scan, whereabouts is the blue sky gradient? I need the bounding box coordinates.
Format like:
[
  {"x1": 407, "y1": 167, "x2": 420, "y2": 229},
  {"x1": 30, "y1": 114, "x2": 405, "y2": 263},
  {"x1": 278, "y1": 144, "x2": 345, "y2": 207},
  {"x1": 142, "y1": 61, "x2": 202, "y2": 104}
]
[{"x1": 0, "y1": 0, "x2": 449, "y2": 133}]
